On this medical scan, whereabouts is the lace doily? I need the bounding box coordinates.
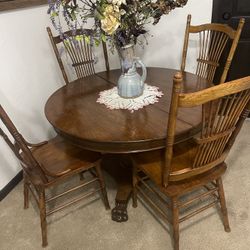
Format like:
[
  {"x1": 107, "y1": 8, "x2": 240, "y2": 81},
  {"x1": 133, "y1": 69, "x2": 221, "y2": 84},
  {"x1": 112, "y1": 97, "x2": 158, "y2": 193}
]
[{"x1": 97, "y1": 84, "x2": 164, "y2": 113}]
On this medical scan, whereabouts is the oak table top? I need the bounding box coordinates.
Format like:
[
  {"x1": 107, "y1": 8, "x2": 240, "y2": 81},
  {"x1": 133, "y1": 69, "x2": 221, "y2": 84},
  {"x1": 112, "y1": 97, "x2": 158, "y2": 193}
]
[{"x1": 45, "y1": 67, "x2": 207, "y2": 154}]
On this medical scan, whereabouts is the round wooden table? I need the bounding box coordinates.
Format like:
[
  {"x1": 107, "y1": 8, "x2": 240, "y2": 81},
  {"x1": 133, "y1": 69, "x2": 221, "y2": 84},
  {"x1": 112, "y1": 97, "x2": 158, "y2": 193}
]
[{"x1": 45, "y1": 67, "x2": 207, "y2": 222}]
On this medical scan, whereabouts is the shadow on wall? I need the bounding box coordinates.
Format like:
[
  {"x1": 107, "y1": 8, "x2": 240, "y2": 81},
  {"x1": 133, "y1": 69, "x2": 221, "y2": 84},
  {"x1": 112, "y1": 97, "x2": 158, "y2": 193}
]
[{"x1": 0, "y1": 146, "x2": 20, "y2": 175}]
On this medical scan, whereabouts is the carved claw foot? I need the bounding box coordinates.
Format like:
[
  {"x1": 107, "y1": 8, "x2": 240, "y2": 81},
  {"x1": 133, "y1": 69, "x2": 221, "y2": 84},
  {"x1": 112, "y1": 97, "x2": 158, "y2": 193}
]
[{"x1": 111, "y1": 201, "x2": 128, "y2": 222}]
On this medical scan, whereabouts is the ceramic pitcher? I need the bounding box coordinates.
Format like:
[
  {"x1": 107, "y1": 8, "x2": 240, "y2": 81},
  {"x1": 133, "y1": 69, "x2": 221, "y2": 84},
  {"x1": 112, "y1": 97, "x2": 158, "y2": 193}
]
[{"x1": 117, "y1": 44, "x2": 147, "y2": 98}]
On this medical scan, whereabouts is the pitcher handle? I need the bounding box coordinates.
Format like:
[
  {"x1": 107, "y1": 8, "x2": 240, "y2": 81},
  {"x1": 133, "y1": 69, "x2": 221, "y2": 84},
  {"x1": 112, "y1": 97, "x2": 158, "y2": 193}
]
[{"x1": 133, "y1": 57, "x2": 147, "y2": 87}]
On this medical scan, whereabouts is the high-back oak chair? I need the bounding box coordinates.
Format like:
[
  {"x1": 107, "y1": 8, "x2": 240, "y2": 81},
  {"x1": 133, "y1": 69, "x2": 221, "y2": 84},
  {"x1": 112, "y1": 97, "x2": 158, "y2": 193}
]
[
  {"x1": 132, "y1": 73, "x2": 250, "y2": 250},
  {"x1": 0, "y1": 105, "x2": 110, "y2": 247},
  {"x1": 181, "y1": 14, "x2": 245, "y2": 84},
  {"x1": 47, "y1": 27, "x2": 110, "y2": 84}
]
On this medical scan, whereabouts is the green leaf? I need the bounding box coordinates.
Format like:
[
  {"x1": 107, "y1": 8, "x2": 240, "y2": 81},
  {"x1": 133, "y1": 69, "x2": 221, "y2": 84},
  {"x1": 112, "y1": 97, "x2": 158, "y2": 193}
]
[
  {"x1": 75, "y1": 35, "x2": 83, "y2": 41},
  {"x1": 50, "y1": 12, "x2": 58, "y2": 17},
  {"x1": 101, "y1": 34, "x2": 107, "y2": 43},
  {"x1": 94, "y1": 38, "x2": 101, "y2": 46},
  {"x1": 84, "y1": 35, "x2": 91, "y2": 44},
  {"x1": 70, "y1": 11, "x2": 77, "y2": 20},
  {"x1": 63, "y1": 39, "x2": 70, "y2": 48}
]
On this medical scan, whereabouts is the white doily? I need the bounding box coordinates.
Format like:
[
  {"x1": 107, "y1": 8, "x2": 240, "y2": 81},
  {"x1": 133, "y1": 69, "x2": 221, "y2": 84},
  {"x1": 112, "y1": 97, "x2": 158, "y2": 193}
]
[{"x1": 97, "y1": 84, "x2": 164, "y2": 113}]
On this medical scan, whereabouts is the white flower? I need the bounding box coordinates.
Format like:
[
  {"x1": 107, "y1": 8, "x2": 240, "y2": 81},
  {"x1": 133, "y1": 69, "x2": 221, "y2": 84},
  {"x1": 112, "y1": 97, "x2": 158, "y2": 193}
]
[
  {"x1": 120, "y1": 9, "x2": 126, "y2": 15},
  {"x1": 111, "y1": 0, "x2": 126, "y2": 6},
  {"x1": 101, "y1": 5, "x2": 121, "y2": 35}
]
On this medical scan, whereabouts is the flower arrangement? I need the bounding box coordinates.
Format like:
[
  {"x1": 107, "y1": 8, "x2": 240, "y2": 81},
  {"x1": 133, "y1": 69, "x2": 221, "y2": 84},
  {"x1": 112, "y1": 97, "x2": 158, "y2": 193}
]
[{"x1": 48, "y1": 0, "x2": 188, "y2": 48}]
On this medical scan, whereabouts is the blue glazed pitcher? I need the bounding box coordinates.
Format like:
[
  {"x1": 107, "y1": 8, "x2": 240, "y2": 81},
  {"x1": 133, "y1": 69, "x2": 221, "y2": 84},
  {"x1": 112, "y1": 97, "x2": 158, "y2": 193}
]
[{"x1": 117, "y1": 44, "x2": 147, "y2": 98}]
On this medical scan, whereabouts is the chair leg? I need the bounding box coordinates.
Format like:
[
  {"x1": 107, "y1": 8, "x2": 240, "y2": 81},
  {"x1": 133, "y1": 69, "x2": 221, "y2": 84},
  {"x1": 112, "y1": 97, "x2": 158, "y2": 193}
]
[
  {"x1": 39, "y1": 188, "x2": 48, "y2": 247},
  {"x1": 171, "y1": 196, "x2": 180, "y2": 250},
  {"x1": 23, "y1": 174, "x2": 29, "y2": 209},
  {"x1": 216, "y1": 178, "x2": 231, "y2": 232},
  {"x1": 132, "y1": 165, "x2": 138, "y2": 208},
  {"x1": 95, "y1": 164, "x2": 110, "y2": 210}
]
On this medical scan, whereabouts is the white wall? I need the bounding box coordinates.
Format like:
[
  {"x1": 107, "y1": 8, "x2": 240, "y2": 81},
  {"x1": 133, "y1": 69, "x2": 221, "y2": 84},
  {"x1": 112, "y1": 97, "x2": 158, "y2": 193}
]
[{"x1": 0, "y1": 0, "x2": 212, "y2": 190}]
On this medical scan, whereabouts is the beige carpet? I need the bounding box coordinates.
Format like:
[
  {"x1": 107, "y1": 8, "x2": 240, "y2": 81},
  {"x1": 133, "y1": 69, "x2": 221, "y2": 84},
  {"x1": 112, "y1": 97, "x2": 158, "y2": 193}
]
[{"x1": 1, "y1": 121, "x2": 250, "y2": 250}]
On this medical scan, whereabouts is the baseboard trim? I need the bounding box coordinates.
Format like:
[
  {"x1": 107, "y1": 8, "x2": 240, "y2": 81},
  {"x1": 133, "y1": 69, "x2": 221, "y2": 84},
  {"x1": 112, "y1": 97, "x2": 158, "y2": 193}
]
[{"x1": 0, "y1": 170, "x2": 23, "y2": 201}]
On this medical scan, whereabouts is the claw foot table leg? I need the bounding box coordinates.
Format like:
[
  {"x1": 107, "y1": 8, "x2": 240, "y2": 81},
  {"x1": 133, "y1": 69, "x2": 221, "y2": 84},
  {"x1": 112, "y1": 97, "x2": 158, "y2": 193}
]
[{"x1": 101, "y1": 154, "x2": 132, "y2": 222}]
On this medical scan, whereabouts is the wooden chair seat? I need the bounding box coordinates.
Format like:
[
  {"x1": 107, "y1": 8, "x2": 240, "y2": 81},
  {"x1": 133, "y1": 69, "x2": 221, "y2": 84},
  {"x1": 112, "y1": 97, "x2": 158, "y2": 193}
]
[
  {"x1": 134, "y1": 149, "x2": 226, "y2": 197},
  {"x1": 32, "y1": 136, "x2": 101, "y2": 179},
  {"x1": 133, "y1": 140, "x2": 196, "y2": 178},
  {"x1": 133, "y1": 139, "x2": 227, "y2": 197}
]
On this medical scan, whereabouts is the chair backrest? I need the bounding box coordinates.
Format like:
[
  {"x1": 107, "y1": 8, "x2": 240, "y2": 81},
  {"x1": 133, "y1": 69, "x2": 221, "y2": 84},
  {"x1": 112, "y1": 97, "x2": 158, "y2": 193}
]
[
  {"x1": 181, "y1": 15, "x2": 245, "y2": 84},
  {"x1": 163, "y1": 73, "x2": 250, "y2": 187},
  {"x1": 0, "y1": 105, "x2": 47, "y2": 183},
  {"x1": 47, "y1": 27, "x2": 110, "y2": 85}
]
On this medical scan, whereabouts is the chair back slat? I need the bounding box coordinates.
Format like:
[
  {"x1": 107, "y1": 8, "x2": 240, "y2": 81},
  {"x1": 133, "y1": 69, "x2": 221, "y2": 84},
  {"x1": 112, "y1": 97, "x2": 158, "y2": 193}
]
[
  {"x1": 181, "y1": 14, "x2": 245, "y2": 84},
  {"x1": 63, "y1": 36, "x2": 95, "y2": 78},
  {"x1": 193, "y1": 89, "x2": 250, "y2": 167},
  {"x1": 196, "y1": 30, "x2": 229, "y2": 82},
  {"x1": 0, "y1": 105, "x2": 47, "y2": 183},
  {"x1": 163, "y1": 74, "x2": 250, "y2": 186},
  {"x1": 47, "y1": 27, "x2": 110, "y2": 84}
]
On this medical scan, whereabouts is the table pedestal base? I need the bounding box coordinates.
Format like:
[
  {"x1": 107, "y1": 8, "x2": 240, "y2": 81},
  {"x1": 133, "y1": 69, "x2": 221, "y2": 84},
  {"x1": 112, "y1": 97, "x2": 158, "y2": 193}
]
[{"x1": 101, "y1": 154, "x2": 132, "y2": 222}]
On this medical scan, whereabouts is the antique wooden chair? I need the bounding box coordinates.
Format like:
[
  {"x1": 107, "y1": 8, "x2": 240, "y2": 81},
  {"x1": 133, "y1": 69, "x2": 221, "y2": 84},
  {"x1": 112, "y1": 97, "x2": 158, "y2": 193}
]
[
  {"x1": 47, "y1": 27, "x2": 110, "y2": 84},
  {"x1": 0, "y1": 105, "x2": 110, "y2": 247},
  {"x1": 132, "y1": 73, "x2": 250, "y2": 250},
  {"x1": 181, "y1": 14, "x2": 245, "y2": 84}
]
